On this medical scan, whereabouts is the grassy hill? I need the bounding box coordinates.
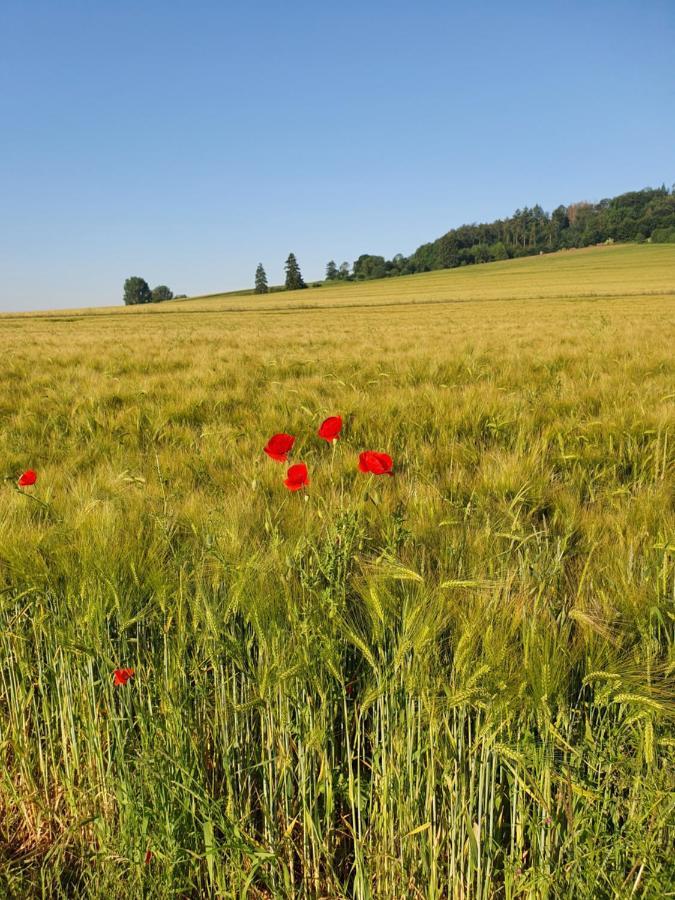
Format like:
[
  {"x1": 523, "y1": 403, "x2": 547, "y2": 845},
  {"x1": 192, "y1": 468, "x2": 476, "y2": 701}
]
[
  {"x1": 0, "y1": 243, "x2": 673, "y2": 897},
  {"x1": 5, "y1": 242, "x2": 675, "y2": 320}
]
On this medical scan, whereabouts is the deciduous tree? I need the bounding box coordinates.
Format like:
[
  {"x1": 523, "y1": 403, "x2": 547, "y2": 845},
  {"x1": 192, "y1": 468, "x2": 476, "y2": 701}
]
[
  {"x1": 151, "y1": 285, "x2": 173, "y2": 302},
  {"x1": 123, "y1": 276, "x2": 151, "y2": 305}
]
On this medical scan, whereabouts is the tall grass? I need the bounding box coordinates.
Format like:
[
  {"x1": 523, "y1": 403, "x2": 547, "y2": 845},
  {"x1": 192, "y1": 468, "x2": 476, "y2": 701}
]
[{"x1": 0, "y1": 249, "x2": 673, "y2": 896}]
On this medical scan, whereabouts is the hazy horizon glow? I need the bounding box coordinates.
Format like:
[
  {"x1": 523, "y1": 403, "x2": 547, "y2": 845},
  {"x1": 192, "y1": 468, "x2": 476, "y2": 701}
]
[{"x1": 1, "y1": 0, "x2": 674, "y2": 311}]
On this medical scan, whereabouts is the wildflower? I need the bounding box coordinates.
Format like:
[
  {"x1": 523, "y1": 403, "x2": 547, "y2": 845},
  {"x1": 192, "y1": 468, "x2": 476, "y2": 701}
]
[
  {"x1": 18, "y1": 470, "x2": 37, "y2": 487},
  {"x1": 264, "y1": 433, "x2": 295, "y2": 462},
  {"x1": 318, "y1": 415, "x2": 342, "y2": 442},
  {"x1": 144, "y1": 849, "x2": 153, "y2": 865},
  {"x1": 113, "y1": 667, "x2": 135, "y2": 686},
  {"x1": 284, "y1": 462, "x2": 309, "y2": 491},
  {"x1": 358, "y1": 451, "x2": 393, "y2": 476}
]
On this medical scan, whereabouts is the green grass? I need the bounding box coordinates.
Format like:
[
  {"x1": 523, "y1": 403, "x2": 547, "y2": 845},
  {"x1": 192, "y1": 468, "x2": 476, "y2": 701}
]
[{"x1": 0, "y1": 244, "x2": 673, "y2": 897}]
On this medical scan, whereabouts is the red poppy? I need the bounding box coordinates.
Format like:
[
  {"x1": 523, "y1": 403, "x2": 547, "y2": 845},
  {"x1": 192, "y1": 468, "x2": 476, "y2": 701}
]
[
  {"x1": 144, "y1": 850, "x2": 153, "y2": 865},
  {"x1": 284, "y1": 462, "x2": 309, "y2": 491},
  {"x1": 264, "y1": 433, "x2": 295, "y2": 462},
  {"x1": 18, "y1": 470, "x2": 37, "y2": 487},
  {"x1": 113, "y1": 667, "x2": 135, "y2": 686},
  {"x1": 318, "y1": 415, "x2": 342, "y2": 442},
  {"x1": 358, "y1": 451, "x2": 394, "y2": 476}
]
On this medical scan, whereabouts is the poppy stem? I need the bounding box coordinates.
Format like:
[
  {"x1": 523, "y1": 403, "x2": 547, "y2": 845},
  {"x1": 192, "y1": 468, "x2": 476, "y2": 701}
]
[{"x1": 14, "y1": 487, "x2": 53, "y2": 512}]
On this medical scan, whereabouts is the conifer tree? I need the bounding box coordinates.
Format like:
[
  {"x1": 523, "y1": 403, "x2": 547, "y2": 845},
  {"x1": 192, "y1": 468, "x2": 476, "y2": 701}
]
[
  {"x1": 325, "y1": 260, "x2": 338, "y2": 280},
  {"x1": 284, "y1": 253, "x2": 306, "y2": 290},
  {"x1": 254, "y1": 263, "x2": 268, "y2": 294}
]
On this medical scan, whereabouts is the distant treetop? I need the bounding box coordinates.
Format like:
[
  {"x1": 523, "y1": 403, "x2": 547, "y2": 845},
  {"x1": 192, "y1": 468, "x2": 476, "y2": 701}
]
[
  {"x1": 255, "y1": 263, "x2": 269, "y2": 294},
  {"x1": 151, "y1": 285, "x2": 173, "y2": 302},
  {"x1": 123, "y1": 276, "x2": 152, "y2": 305},
  {"x1": 285, "y1": 253, "x2": 306, "y2": 291},
  {"x1": 123, "y1": 278, "x2": 174, "y2": 305}
]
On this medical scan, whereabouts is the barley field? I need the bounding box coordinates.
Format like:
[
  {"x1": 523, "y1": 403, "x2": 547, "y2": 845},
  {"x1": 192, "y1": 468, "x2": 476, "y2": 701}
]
[{"x1": 1, "y1": 244, "x2": 674, "y2": 898}]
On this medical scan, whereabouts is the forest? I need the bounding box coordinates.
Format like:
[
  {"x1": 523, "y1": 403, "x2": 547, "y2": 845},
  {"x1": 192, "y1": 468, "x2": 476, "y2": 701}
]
[{"x1": 327, "y1": 185, "x2": 675, "y2": 281}]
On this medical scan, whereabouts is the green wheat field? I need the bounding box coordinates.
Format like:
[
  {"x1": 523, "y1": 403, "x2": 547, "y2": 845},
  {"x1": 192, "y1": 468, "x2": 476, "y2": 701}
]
[{"x1": 1, "y1": 243, "x2": 674, "y2": 898}]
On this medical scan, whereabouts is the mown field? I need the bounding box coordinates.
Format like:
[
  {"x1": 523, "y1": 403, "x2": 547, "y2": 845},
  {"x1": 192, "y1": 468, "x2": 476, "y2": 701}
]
[{"x1": 0, "y1": 244, "x2": 674, "y2": 898}]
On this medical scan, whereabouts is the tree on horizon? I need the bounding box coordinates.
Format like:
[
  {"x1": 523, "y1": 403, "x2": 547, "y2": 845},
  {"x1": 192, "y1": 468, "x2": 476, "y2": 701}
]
[
  {"x1": 325, "y1": 260, "x2": 338, "y2": 280},
  {"x1": 151, "y1": 285, "x2": 173, "y2": 302},
  {"x1": 123, "y1": 276, "x2": 152, "y2": 305},
  {"x1": 254, "y1": 263, "x2": 269, "y2": 294},
  {"x1": 285, "y1": 253, "x2": 306, "y2": 290}
]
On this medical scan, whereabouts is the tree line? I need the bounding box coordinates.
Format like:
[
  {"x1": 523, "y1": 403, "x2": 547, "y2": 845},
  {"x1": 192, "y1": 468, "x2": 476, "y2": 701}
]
[
  {"x1": 124, "y1": 184, "x2": 674, "y2": 302},
  {"x1": 323, "y1": 184, "x2": 675, "y2": 283},
  {"x1": 254, "y1": 184, "x2": 674, "y2": 294}
]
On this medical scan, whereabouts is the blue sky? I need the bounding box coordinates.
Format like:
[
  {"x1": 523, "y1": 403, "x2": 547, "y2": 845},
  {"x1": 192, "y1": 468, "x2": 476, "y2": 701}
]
[{"x1": 1, "y1": 1, "x2": 673, "y2": 311}]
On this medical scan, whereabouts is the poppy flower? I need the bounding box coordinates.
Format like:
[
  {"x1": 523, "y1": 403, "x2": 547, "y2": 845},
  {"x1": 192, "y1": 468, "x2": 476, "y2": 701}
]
[
  {"x1": 144, "y1": 850, "x2": 153, "y2": 865},
  {"x1": 318, "y1": 415, "x2": 342, "y2": 442},
  {"x1": 358, "y1": 451, "x2": 394, "y2": 476},
  {"x1": 18, "y1": 470, "x2": 37, "y2": 487},
  {"x1": 264, "y1": 433, "x2": 295, "y2": 462},
  {"x1": 113, "y1": 667, "x2": 135, "y2": 686},
  {"x1": 284, "y1": 462, "x2": 309, "y2": 491}
]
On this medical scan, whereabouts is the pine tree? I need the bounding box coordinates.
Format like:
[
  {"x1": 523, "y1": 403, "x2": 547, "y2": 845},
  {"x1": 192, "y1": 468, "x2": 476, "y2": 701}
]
[
  {"x1": 325, "y1": 260, "x2": 338, "y2": 281},
  {"x1": 254, "y1": 263, "x2": 268, "y2": 294},
  {"x1": 284, "y1": 253, "x2": 306, "y2": 290}
]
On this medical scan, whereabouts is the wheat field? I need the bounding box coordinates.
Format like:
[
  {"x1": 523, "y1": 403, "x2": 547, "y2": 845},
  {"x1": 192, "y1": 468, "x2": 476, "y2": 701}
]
[{"x1": 0, "y1": 244, "x2": 674, "y2": 897}]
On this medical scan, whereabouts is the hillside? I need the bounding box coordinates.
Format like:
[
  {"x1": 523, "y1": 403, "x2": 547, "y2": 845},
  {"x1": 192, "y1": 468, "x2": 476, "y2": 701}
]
[
  {"x1": 4, "y1": 242, "x2": 675, "y2": 320},
  {"x1": 345, "y1": 184, "x2": 675, "y2": 280}
]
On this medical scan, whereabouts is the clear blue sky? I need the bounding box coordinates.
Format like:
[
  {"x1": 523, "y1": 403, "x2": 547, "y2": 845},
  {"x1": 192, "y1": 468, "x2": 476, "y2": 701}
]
[{"x1": 1, "y1": 1, "x2": 673, "y2": 311}]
